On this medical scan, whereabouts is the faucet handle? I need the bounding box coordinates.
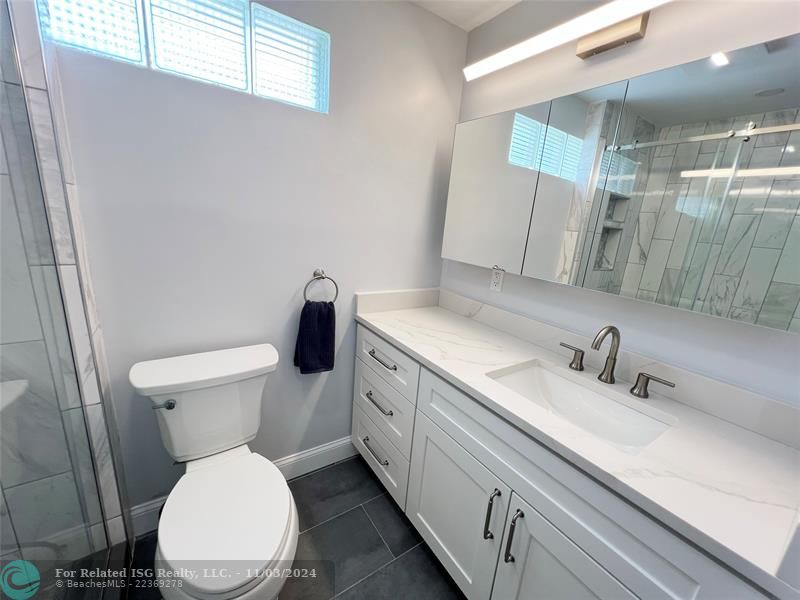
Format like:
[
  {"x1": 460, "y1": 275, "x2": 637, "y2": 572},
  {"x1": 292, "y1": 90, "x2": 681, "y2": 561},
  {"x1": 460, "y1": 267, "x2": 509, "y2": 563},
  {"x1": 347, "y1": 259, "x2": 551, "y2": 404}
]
[
  {"x1": 630, "y1": 373, "x2": 675, "y2": 398},
  {"x1": 559, "y1": 342, "x2": 585, "y2": 372}
]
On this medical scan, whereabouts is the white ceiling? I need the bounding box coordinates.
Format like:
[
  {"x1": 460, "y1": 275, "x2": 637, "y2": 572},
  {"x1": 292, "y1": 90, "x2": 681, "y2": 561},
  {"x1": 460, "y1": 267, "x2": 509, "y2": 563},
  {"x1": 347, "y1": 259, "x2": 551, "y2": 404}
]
[{"x1": 412, "y1": 0, "x2": 521, "y2": 31}]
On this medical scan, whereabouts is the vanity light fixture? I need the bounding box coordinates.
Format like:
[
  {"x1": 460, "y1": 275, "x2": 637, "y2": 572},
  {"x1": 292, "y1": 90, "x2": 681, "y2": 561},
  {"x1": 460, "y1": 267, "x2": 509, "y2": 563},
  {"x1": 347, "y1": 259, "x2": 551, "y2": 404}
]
[
  {"x1": 681, "y1": 166, "x2": 800, "y2": 179},
  {"x1": 462, "y1": 0, "x2": 674, "y2": 81},
  {"x1": 709, "y1": 51, "x2": 729, "y2": 67}
]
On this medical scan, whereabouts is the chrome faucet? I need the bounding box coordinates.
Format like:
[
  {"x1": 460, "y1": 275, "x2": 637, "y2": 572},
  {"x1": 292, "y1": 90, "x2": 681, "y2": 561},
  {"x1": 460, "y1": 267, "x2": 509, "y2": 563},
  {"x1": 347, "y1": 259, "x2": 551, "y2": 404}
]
[{"x1": 591, "y1": 325, "x2": 620, "y2": 384}]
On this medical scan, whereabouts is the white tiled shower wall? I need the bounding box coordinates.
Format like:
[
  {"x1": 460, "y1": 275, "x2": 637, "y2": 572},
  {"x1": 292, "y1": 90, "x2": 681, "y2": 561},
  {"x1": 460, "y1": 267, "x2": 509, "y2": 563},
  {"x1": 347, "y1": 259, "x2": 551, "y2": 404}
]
[
  {"x1": 619, "y1": 109, "x2": 800, "y2": 331},
  {"x1": 1, "y1": 0, "x2": 130, "y2": 558}
]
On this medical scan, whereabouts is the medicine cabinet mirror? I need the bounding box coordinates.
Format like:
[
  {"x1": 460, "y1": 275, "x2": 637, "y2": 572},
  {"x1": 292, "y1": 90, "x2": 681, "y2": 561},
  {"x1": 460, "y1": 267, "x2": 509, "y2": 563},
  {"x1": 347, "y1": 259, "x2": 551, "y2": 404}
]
[{"x1": 442, "y1": 34, "x2": 800, "y2": 332}]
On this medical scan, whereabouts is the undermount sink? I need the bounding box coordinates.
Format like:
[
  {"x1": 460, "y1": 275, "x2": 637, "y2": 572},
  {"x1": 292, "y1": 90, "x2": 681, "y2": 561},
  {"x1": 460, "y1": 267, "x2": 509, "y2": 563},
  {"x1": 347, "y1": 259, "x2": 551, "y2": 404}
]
[{"x1": 488, "y1": 360, "x2": 675, "y2": 452}]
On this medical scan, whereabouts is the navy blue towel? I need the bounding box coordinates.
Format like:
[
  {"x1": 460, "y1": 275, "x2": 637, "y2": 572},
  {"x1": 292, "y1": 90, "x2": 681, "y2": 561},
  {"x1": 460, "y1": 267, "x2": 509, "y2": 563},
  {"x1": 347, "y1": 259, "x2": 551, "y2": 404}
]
[{"x1": 294, "y1": 300, "x2": 335, "y2": 374}]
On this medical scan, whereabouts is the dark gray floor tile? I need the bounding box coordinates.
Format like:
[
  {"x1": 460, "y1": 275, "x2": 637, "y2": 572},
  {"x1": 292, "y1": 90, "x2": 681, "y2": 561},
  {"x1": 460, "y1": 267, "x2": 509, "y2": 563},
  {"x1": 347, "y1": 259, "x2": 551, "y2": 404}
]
[
  {"x1": 363, "y1": 494, "x2": 421, "y2": 557},
  {"x1": 336, "y1": 544, "x2": 464, "y2": 600},
  {"x1": 289, "y1": 457, "x2": 383, "y2": 531},
  {"x1": 280, "y1": 506, "x2": 393, "y2": 600},
  {"x1": 128, "y1": 533, "x2": 161, "y2": 600}
]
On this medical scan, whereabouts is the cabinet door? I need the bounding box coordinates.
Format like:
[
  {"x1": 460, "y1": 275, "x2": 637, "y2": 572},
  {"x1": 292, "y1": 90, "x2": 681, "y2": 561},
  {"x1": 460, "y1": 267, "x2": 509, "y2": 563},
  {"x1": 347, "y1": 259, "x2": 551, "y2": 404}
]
[
  {"x1": 492, "y1": 493, "x2": 637, "y2": 600},
  {"x1": 441, "y1": 103, "x2": 550, "y2": 274},
  {"x1": 406, "y1": 411, "x2": 510, "y2": 600}
]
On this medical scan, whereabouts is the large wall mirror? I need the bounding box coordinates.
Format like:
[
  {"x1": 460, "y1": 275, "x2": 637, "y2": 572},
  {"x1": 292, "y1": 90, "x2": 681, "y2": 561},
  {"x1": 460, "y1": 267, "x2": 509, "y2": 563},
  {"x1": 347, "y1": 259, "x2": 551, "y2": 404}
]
[{"x1": 442, "y1": 34, "x2": 800, "y2": 332}]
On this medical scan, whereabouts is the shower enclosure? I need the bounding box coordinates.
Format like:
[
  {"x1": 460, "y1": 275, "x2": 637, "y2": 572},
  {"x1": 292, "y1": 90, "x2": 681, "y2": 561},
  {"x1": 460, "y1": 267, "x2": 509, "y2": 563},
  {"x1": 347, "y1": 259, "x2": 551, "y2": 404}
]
[
  {"x1": 1, "y1": 0, "x2": 124, "y2": 593},
  {"x1": 599, "y1": 107, "x2": 800, "y2": 329}
]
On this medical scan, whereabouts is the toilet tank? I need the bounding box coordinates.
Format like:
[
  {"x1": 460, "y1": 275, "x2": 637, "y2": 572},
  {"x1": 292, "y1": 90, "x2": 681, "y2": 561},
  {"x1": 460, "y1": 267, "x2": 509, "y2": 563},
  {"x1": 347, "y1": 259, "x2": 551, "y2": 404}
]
[{"x1": 129, "y1": 344, "x2": 279, "y2": 462}]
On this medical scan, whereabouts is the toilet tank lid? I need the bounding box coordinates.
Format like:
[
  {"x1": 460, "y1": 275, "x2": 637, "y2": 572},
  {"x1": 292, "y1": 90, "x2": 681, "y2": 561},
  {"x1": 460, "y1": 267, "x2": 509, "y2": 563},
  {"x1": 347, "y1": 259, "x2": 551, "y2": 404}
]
[{"x1": 129, "y1": 344, "x2": 278, "y2": 396}]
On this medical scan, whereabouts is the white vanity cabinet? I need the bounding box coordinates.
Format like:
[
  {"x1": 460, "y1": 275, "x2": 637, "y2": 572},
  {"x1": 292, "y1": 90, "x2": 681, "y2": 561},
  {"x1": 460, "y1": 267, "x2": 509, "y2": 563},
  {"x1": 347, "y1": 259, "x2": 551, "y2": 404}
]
[
  {"x1": 406, "y1": 411, "x2": 511, "y2": 600},
  {"x1": 493, "y1": 493, "x2": 637, "y2": 600},
  {"x1": 352, "y1": 324, "x2": 767, "y2": 600}
]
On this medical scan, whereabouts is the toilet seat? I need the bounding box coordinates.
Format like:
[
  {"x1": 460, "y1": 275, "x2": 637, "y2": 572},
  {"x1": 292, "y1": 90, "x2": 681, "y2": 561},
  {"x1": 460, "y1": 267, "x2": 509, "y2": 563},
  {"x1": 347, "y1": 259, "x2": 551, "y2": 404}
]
[{"x1": 157, "y1": 448, "x2": 296, "y2": 599}]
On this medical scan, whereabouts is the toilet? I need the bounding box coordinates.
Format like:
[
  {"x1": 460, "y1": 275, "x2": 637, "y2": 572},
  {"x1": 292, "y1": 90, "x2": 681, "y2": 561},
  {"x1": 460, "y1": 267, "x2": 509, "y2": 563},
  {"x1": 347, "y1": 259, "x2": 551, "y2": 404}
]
[{"x1": 129, "y1": 344, "x2": 298, "y2": 600}]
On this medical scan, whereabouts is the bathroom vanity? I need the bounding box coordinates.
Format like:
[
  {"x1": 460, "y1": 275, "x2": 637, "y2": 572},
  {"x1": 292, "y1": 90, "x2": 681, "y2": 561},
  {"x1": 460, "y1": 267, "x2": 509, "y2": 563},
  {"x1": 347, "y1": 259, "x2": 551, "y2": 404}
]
[{"x1": 350, "y1": 291, "x2": 798, "y2": 600}]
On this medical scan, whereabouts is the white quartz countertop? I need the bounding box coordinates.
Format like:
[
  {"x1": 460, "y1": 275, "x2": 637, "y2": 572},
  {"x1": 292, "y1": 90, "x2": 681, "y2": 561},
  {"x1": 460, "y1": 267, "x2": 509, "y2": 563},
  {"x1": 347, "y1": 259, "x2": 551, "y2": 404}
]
[{"x1": 355, "y1": 306, "x2": 800, "y2": 595}]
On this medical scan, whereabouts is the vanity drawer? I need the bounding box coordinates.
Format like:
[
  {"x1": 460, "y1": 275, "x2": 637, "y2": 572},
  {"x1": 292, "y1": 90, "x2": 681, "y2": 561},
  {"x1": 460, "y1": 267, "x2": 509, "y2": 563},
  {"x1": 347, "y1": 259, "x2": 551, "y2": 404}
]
[
  {"x1": 356, "y1": 325, "x2": 420, "y2": 401},
  {"x1": 352, "y1": 405, "x2": 409, "y2": 509},
  {"x1": 417, "y1": 368, "x2": 765, "y2": 600},
  {"x1": 354, "y1": 358, "x2": 415, "y2": 459}
]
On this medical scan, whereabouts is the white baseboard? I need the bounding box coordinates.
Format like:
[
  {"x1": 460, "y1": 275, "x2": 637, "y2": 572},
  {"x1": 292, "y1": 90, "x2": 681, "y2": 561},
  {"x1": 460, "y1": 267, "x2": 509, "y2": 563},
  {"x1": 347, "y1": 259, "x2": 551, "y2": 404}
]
[
  {"x1": 131, "y1": 436, "x2": 356, "y2": 536},
  {"x1": 273, "y1": 436, "x2": 357, "y2": 481},
  {"x1": 131, "y1": 496, "x2": 167, "y2": 537}
]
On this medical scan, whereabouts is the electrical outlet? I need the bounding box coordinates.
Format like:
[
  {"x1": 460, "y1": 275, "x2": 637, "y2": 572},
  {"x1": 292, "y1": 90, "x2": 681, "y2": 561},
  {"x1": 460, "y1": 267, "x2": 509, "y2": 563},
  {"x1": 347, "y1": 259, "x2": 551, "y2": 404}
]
[{"x1": 490, "y1": 266, "x2": 504, "y2": 292}]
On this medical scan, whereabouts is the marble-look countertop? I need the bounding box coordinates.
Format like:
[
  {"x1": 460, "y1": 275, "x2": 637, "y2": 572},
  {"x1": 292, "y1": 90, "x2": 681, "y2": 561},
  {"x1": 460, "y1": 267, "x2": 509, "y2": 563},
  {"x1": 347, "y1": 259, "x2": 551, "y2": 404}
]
[{"x1": 355, "y1": 306, "x2": 799, "y2": 597}]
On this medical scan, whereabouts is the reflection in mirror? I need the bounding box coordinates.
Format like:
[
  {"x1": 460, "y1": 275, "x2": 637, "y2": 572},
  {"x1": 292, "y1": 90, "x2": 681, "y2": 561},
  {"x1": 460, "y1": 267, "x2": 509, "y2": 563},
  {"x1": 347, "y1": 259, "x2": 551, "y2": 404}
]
[
  {"x1": 442, "y1": 101, "x2": 551, "y2": 274},
  {"x1": 522, "y1": 82, "x2": 628, "y2": 284},
  {"x1": 592, "y1": 34, "x2": 800, "y2": 332}
]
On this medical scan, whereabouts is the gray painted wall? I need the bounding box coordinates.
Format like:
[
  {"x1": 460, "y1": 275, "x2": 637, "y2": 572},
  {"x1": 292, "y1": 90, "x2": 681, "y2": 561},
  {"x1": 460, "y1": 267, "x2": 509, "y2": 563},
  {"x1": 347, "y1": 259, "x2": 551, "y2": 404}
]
[
  {"x1": 445, "y1": 1, "x2": 800, "y2": 403},
  {"x1": 52, "y1": 0, "x2": 466, "y2": 506}
]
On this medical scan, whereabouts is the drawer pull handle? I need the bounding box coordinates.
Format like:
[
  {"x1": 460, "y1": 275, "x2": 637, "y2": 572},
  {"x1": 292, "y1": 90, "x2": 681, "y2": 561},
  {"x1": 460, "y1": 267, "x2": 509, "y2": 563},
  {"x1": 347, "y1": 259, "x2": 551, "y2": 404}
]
[
  {"x1": 369, "y1": 349, "x2": 398, "y2": 372},
  {"x1": 504, "y1": 509, "x2": 524, "y2": 563},
  {"x1": 483, "y1": 489, "x2": 501, "y2": 540},
  {"x1": 366, "y1": 391, "x2": 394, "y2": 416},
  {"x1": 362, "y1": 436, "x2": 389, "y2": 466}
]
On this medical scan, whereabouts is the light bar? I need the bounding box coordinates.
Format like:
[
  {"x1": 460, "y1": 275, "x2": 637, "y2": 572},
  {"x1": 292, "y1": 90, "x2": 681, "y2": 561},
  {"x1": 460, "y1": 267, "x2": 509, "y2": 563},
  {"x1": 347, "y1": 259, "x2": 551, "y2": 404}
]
[
  {"x1": 681, "y1": 167, "x2": 800, "y2": 179},
  {"x1": 710, "y1": 52, "x2": 729, "y2": 67},
  {"x1": 463, "y1": 0, "x2": 674, "y2": 82}
]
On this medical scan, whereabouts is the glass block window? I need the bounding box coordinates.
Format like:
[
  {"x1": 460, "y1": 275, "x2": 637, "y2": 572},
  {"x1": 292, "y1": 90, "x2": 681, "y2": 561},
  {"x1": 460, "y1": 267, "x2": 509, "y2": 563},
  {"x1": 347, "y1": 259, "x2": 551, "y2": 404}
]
[
  {"x1": 508, "y1": 112, "x2": 584, "y2": 183},
  {"x1": 251, "y1": 3, "x2": 330, "y2": 113},
  {"x1": 37, "y1": 0, "x2": 146, "y2": 64},
  {"x1": 146, "y1": 0, "x2": 250, "y2": 90},
  {"x1": 37, "y1": 0, "x2": 331, "y2": 112}
]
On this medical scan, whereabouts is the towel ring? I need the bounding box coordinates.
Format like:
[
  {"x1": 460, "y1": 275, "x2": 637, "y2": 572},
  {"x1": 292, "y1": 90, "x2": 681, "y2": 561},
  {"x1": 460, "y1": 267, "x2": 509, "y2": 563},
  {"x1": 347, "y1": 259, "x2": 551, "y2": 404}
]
[{"x1": 303, "y1": 269, "x2": 339, "y2": 303}]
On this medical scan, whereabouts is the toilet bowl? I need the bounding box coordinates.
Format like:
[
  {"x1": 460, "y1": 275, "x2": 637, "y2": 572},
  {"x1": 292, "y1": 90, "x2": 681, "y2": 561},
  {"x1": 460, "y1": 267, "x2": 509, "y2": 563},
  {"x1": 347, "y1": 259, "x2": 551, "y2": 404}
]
[
  {"x1": 129, "y1": 344, "x2": 296, "y2": 600},
  {"x1": 156, "y1": 446, "x2": 298, "y2": 600}
]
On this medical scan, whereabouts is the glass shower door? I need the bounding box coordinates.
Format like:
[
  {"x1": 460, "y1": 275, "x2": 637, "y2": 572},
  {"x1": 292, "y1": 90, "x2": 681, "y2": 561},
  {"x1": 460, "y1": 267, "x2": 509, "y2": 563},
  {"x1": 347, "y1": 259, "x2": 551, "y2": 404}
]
[{"x1": 1, "y1": 0, "x2": 109, "y2": 592}]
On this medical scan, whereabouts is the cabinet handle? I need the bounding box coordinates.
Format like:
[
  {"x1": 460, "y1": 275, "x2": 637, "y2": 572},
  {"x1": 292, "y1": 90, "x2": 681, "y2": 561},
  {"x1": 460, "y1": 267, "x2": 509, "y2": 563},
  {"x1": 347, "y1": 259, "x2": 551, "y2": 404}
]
[
  {"x1": 362, "y1": 436, "x2": 389, "y2": 466},
  {"x1": 504, "y1": 509, "x2": 524, "y2": 563},
  {"x1": 483, "y1": 489, "x2": 501, "y2": 540},
  {"x1": 366, "y1": 390, "x2": 394, "y2": 416},
  {"x1": 369, "y1": 348, "x2": 398, "y2": 371}
]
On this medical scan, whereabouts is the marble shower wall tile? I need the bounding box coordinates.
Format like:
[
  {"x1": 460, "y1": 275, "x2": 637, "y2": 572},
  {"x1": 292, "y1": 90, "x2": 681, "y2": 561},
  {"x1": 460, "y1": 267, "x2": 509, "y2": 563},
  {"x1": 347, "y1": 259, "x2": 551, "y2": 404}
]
[
  {"x1": 716, "y1": 214, "x2": 758, "y2": 277},
  {"x1": 0, "y1": 82, "x2": 54, "y2": 266},
  {"x1": 86, "y1": 404, "x2": 121, "y2": 519},
  {"x1": 0, "y1": 341, "x2": 71, "y2": 486},
  {"x1": 627, "y1": 211, "x2": 656, "y2": 264},
  {"x1": 6, "y1": 0, "x2": 46, "y2": 90},
  {"x1": 641, "y1": 156, "x2": 674, "y2": 212},
  {"x1": 620, "y1": 263, "x2": 643, "y2": 298},
  {"x1": 29, "y1": 266, "x2": 81, "y2": 410},
  {"x1": 703, "y1": 274, "x2": 738, "y2": 317},
  {"x1": 773, "y1": 217, "x2": 800, "y2": 285},
  {"x1": 731, "y1": 248, "x2": 782, "y2": 313},
  {"x1": 666, "y1": 214, "x2": 695, "y2": 270},
  {"x1": 24, "y1": 87, "x2": 74, "y2": 265},
  {"x1": 734, "y1": 178, "x2": 771, "y2": 214},
  {"x1": 753, "y1": 179, "x2": 800, "y2": 249},
  {"x1": 62, "y1": 407, "x2": 103, "y2": 526},
  {"x1": 0, "y1": 493, "x2": 17, "y2": 555},
  {"x1": 757, "y1": 282, "x2": 800, "y2": 330},
  {"x1": 1, "y1": 175, "x2": 42, "y2": 344},
  {"x1": 639, "y1": 239, "x2": 671, "y2": 292},
  {"x1": 4, "y1": 472, "x2": 90, "y2": 566},
  {"x1": 653, "y1": 183, "x2": 687, "y2": 240},
  {"x1": 58, "y1": 265, "x2": 100, "y2": 405},
  {"x1": 0, "y1": 0, "x2": 19, "y2": 86},
  {"x1": 755, "y1": 109, "x2": 798, "y2": 148}
]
